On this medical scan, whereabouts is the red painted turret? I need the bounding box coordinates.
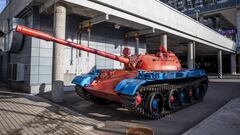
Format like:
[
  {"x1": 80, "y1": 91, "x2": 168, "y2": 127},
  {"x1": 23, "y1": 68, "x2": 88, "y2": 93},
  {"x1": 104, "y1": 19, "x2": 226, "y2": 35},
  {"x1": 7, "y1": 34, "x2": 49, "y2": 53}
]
[{"x1": 16, "y1": 25, "x2": 181, "y2": 71}]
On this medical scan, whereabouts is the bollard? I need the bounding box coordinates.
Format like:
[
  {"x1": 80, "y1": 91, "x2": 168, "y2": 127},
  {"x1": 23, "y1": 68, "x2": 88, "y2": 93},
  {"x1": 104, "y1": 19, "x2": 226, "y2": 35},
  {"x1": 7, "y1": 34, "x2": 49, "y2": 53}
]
[{"x1": 51, "y1": 80, "x2": 64, "y2": 103}]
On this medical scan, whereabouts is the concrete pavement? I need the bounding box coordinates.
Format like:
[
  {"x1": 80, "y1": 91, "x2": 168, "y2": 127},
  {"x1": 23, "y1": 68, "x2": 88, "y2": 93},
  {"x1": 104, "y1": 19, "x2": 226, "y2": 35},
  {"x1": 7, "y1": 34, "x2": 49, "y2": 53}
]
[
  {"x1": 0, "y1": 91, "x2": 104, "y2": 135},
  {"x1": 183, "y1": 97, "x2": 240, "y2": 135},
  {"x1": 0, "y1": 80, "x2": 239, "y2": 135},
  {"x1": 208, "y1": 75, "x2": 240, "y2": 82},
  {"x1": 46, "y1": 81, "x2": 240, "y2": 135}
]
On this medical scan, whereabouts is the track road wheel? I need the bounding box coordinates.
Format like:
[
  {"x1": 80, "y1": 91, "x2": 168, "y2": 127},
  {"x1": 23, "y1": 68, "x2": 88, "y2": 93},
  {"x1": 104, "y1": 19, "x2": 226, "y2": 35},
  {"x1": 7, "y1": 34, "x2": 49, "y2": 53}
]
[
  {"x1": 145, "y1": 92, "x2": 163, "y2": 119},
  {"x1": 165, "y1": 89, "x2": 179, "y2": 110},
  {"x1": 180, "y1": 88, "x2": 190, "y2": 106},
  {"x1": 192, "y1": 86, "x2": 201, "y2": 100},
  {"x1": 188, "y1": 87, "x2": 194, "y2": 102},
  {"x1": 199, "y1": 83, "x2": 208, "y2": 100},
  {"x1": 75, "y1": 86, "x2": 89, "y2": 99}
]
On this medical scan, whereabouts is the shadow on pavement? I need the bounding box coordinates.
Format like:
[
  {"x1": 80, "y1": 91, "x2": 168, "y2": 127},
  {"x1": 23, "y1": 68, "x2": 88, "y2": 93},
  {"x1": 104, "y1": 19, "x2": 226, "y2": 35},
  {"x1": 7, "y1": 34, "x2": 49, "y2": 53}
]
[{"x1": 39, "y1": 91, "x2": 146, "y2": 122}]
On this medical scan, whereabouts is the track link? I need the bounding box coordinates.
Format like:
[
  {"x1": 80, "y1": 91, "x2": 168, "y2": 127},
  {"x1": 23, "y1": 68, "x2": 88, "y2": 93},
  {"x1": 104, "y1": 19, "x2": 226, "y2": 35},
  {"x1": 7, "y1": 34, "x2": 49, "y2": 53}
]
[
  {"x1": 121, "y1": 77, "x2": 208, "y2": 119},
  {"x1": 75, "y1": 86, "x2": 109, "y2": 104}
]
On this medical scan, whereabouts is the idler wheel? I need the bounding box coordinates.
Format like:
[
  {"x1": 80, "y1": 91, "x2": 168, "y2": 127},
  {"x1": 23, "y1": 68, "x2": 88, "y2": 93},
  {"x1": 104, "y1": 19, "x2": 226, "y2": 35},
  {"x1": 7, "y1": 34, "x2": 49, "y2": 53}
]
[
  {"x1": 165, "y1": 89, "x2": 179, "y2": 110},
  {"x1": 191, "y1": 83, "x2": 208, "y2": 101},
  {"x1": 75, "y1": 85, "x2": 110, "y2": 104},
  {"x1": 188, "y1": 87, "x2": 194, "y2": 102},
  {"x1": 145, "y1": 92, "x2": 163, "y2": 118},
  {"x1": 199, "y1": 83, "x2": 208, "y2": 100},
  {"x1": 192, "y1": 86, "x2": 201, "y2": 100},
  {"x1": 75, "y1": 85, "x2": 89, "y2": 99},
  {"x1": 180, "y1": 88, "x2": 191, "y2": 105}
]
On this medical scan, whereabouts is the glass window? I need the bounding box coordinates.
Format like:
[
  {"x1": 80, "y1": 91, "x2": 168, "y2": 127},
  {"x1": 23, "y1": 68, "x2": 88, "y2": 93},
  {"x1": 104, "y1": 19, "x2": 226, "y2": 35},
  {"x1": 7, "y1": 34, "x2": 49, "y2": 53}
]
[{"x1": 0, "y1": 0, "x2": 8, "y2": 13}]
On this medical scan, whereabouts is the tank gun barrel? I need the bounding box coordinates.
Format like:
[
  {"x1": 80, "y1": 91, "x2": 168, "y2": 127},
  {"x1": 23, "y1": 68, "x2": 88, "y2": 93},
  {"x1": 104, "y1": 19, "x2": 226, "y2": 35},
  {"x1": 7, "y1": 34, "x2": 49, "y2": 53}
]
[{"x1": 16, "y1": 25, "x2": 130, "y2": 64}]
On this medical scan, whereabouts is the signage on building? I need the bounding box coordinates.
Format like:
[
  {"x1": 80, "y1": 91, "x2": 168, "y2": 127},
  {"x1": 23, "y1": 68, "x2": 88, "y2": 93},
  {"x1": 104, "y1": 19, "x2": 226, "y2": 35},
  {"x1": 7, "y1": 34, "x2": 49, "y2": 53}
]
[
  {"x1": 218, "y1": 29, "x2": 236, "y2": 35},
  {"x1": 237, "y1": 47, "x2": 240, "y2": 54}
]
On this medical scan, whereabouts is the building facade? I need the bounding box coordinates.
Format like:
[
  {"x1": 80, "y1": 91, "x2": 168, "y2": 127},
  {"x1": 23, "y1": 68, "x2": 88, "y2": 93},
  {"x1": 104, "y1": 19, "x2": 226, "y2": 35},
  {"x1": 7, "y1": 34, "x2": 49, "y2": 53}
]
[
  {"x1": 161, "y1": 0, "x2": 240, "y2": 73},
  {"x1": 0, "y1": 0, "x2": 237, "y2": 94}
]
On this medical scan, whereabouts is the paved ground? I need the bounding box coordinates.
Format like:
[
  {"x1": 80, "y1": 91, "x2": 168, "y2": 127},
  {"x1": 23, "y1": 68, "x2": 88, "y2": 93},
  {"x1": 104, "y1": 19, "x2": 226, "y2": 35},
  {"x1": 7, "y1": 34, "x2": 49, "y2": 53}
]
[
  {"x1": 1, "y1": 79, "x2": 239, "y2": 135},
  {"x1": 208, "y1": 75, "x2": 240, "y2": 82},
  {"x1": 208, "y1": 74, "x2": 240, "y2": 79},
  {"x1": 0, "y1": 90, "x2": 104, "y2": 135},
  {"x1": 40, "y1": 81, "x2": 240, "y2": 135},
  {"x1": 183, "y1": 97, "x2": 240, "y2": 135}
]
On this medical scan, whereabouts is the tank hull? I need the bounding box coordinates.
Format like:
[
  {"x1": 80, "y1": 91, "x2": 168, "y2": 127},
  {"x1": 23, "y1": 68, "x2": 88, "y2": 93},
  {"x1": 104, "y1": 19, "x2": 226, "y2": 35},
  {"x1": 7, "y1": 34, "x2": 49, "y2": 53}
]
[
  {"x1": 73, "y1": 69, "x2": 207, "y2": 102},
  {"x1": 74, "y1": 70, "x2": 208, "y2": 120},
  {"x1": 73, "y1": 70, "x2": 138, "y2": 103},
  {"x1": 83, "y1": 70, "x2": 137, "y2": 102}
]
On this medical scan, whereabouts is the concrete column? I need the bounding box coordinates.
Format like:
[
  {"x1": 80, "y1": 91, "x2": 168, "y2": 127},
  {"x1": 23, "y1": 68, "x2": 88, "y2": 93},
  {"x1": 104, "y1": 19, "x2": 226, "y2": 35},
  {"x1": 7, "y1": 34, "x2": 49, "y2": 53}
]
[
  {"x1": 238, "y1": 54, "x2": 240, "y2": 73},
  {"x1": 199, "y1": 15, "x2": 204, "y2": 23},
  {"x1": 231, "y1": 54, "x2": 237, "y2": 75},
  {"x1": 160, "y1": 34, "x2": 167, "y2": 51},
  {"x1": 135, "y1": 37, "x2": 139, "y2": 55},
  {"x1": 236, "y1": 9, "x2": 240, "y2": 46},
  {"x1": 188, "y1": 42, "x2": 194, "y2": 70},
  {"x1": 218, "y1": 50, "x2": 223, "y2": 79},
  {"x1": 237, "y1": 9, "x2": 240, "y2": 73},
  {"x1": 52, "y1": 4, "x2": 66, "y2": 103}
]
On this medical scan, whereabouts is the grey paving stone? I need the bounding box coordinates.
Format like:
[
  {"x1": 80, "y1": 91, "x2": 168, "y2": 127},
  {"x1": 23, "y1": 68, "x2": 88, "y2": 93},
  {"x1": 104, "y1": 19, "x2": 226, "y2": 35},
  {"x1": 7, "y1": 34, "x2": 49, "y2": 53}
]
[
  {"x1": 0, "y1": 91, "x2": 104, "y2": 135},
  {"x1": 183, "y1": 97, "x2": 240, "y2": 135}
]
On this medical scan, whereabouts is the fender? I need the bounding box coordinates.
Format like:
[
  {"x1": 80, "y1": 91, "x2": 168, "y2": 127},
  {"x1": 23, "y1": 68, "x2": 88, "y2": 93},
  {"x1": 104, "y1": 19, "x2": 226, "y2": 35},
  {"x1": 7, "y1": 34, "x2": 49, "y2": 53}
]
[
  {"x1": 137, "y1": 69, "x2": 206, "y2": 80},
  {"x1": 115, "y1": 79, "x2": 152, "y2": 96},
  {"x1": 72, "y1": 70, "x2": 100, "y2": 87},
  {"x1": 115, "y1": 69, "x2": 206, "y2": 96}
]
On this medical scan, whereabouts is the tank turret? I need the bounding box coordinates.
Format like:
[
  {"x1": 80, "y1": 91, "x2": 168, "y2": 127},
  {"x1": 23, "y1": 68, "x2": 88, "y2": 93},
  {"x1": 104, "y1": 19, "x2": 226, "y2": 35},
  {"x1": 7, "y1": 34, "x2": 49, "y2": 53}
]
[{"x1": 16, "y1": 25, "x2": 181, "y2": 71}]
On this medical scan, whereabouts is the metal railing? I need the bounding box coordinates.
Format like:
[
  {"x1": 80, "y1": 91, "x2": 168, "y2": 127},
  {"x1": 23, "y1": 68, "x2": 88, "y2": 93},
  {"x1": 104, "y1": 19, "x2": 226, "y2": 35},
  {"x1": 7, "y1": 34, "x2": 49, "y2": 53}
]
[{"x1": 184, "y1": 0, "x2": 240, "y2": 15}]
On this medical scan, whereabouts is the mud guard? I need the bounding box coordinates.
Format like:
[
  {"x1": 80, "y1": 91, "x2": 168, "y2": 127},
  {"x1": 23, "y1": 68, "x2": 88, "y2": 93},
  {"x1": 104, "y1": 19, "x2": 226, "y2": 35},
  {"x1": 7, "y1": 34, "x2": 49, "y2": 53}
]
[
  {"x1": 137, "y1": 69, "x2": 207, "y2": 80},
  {"x1": 72, "y1": 70, "x2": 100, "y2": 87},
  {"x1": 115, "y1": 79, "x2": 152, "y2": 96},
  {"x1": 115, "y1": 70, "x2": 207, "y2": 96},
  {"x1": 72, "y1": 74, "x2": 98, "y2": 87}
]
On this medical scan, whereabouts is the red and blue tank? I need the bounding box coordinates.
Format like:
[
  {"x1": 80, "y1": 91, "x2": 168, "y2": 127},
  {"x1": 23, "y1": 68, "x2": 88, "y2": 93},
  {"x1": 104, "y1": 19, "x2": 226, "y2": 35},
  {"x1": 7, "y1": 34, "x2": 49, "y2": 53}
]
[
  {"x1": 16, "y1": 25, "x2": 208, "y2": 118},
  {"x1": 71, "y1": 46, "x2": 206, "y2": 103}
]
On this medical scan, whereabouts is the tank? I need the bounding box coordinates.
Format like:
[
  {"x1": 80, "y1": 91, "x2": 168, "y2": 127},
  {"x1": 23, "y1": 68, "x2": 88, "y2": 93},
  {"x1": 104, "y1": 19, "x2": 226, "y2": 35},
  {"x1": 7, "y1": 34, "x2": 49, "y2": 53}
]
[{"x1": 16, "y1": 25, "x2": 208, "y2": 119}]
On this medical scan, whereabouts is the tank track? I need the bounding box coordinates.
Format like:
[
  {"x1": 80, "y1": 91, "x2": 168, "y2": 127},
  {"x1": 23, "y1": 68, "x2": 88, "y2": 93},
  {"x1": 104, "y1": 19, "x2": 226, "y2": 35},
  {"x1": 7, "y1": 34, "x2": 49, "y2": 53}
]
[
  {"x1": 75, "y1": 77, "x2": 208, "y2": 119},
  {"x1": 121, "y1": 77, "x2": 208, "y2": 119},
  {"x1": 75, "y1": 86, "x2": 109, "y2": 104}
]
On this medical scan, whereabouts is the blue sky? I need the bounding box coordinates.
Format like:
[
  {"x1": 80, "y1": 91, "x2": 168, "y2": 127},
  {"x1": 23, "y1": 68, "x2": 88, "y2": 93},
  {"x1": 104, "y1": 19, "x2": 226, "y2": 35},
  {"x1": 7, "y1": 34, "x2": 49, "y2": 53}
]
[{"x1": 0, "y1": 0, "x2": 6, "y2": 13}]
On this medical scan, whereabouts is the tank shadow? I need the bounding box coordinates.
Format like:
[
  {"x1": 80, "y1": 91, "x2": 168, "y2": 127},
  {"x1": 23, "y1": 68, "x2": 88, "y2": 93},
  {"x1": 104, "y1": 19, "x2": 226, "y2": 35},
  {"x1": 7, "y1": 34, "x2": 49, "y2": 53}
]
[{"x1": 39, "y1": 91, "x2": 150, "y2": 122}]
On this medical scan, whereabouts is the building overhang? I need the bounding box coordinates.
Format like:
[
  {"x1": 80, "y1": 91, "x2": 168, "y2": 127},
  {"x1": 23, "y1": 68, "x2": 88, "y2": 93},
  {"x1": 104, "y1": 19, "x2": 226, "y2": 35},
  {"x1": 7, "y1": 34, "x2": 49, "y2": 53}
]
[
  {"x1": 58, "y1": 0, "x2": 236, "y2": 53},
  {"x1": 1, "y1": 0, "x2": 236, "y2": 54}
]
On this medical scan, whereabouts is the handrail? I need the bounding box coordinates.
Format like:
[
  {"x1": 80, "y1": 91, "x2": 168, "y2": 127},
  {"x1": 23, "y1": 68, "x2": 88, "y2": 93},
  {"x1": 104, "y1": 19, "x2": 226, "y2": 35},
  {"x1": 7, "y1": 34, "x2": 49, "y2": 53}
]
[{"x1": 184, "y1": 0, "x2": 240, "y2": 15}]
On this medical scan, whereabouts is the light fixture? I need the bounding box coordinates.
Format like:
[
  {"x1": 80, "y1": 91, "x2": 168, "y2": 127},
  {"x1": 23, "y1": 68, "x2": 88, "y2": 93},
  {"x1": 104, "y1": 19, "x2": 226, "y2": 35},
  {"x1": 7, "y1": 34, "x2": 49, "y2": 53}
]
[{"x1": 114, "y1": 24, "x2": 120, "y2": 29}]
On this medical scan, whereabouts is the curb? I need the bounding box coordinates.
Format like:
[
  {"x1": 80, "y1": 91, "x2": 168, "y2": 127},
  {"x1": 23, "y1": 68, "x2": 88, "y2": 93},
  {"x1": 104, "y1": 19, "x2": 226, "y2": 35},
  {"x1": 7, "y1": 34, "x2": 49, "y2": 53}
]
[{"x1": 183, "y1": 97, "x2": 240, "y2": 135}]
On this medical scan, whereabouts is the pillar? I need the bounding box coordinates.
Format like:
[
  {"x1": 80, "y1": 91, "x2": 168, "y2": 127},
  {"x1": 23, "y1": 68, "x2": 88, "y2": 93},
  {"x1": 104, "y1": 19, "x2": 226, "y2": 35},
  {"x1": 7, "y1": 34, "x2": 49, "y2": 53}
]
[
  {"x1": 188, "y1": 42, "x2": 194, "y2": 70},
  {"x1": 237, "y1": 9, "x2": 240, "y2": 73},
  {"x1": 135, "y1": 37, "x2": 139, "y2": 55},
  {"x1": 51, "y1": 3, "x2": 66, "y2": 103},
  {"x1": 231, "y1": 54, "x2": 237, "y2": 75},
  {"x1": 238, "y1": 54, "x2": 240, "y2": 73},
  {"x1": 160, "y1": 34, "x2": 167, "y2": 51},
  {"x1": 218, "y1": 50, "x2": 223, "y2": 79},
  {"x1": 199, "y1": 15, "x2": 204, "y2": 23},
  {"x1": 236, "y1": 9, "x2": 240, "y2": 45}
]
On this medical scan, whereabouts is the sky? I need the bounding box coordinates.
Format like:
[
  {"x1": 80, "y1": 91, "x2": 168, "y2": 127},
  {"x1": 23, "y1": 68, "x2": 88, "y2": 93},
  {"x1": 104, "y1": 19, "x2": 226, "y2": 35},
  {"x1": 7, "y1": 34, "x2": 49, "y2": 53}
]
[{"x1": 0, "y1": 0, "x2": 6, "y2": 13}]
